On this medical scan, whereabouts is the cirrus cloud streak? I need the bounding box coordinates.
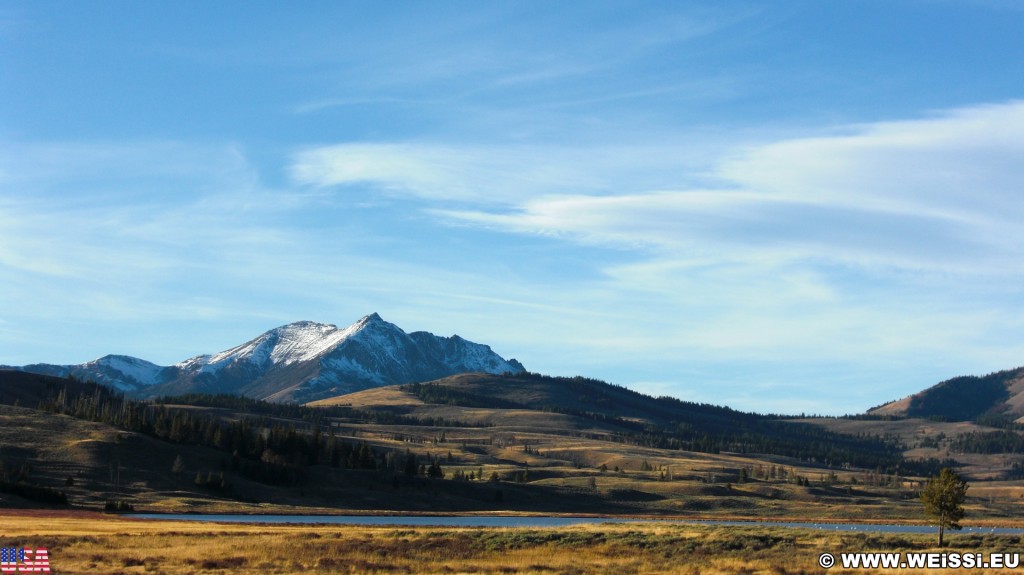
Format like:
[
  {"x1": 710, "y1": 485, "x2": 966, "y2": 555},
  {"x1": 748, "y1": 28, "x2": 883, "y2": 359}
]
[{"x1": 427, "y1": 101, "x2": 1024, "y2": 277}]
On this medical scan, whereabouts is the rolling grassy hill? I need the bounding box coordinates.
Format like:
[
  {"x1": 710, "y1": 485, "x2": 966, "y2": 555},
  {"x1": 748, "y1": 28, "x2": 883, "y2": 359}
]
[
  {"x1": 801, "y1": 365, "x2": 1024, "y2": 484},
  {"x1": 318, "y1": 372, "x2": 916, "y2": 471},
  {"x1": 5, "y1": 369, "x2": 1024, "y2": 519},
  {"x1": 870, "y1": 366, "x2": 1024, "y2": 423}
]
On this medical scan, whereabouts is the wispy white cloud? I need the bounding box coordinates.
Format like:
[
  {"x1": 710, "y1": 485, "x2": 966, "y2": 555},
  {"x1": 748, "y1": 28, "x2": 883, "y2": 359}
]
[
  {"x1": 436, "y1": 189, "x2": 1010, "y2": 275},
  {"x1": 721, "y1": 101, "x2": 1024, "y2": 220},
  {"x1": 291, "y1": 143, "x2": 612, "y2": 202},
  {"x1": 289, "y1": 138, "x2": 731, "y2": 204},
  {"x1": 429, "y1": 101, "x2": 1024, "y2": 276},
  {"x1": 291, "y1": 144, "x2": 481, "y2": 201},
  {"x1": 0, "y1": 142, "x2": 310, "y2": 326}
]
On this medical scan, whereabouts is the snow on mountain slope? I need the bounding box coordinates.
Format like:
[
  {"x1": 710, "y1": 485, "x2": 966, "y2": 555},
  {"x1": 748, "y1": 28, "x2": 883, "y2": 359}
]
[
  {"x1": 8, "y1": 314, "x2": 525, "y2": 403},
  {"x1": 178, "y1": 320, "x2": 352, "y2": 374},
  {"x1": 85, "y1": 355, "x2": 165, "y2": 387},
  {"x1": 419, "y1": 333, "x2": 523, "y2": 374},
  {"x1": 5, "y1": 354, "x2": 166, "y2": 392}
]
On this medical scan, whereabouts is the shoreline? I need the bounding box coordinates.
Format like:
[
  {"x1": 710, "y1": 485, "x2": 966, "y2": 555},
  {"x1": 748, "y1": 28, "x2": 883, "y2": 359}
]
[
  {"x1": 127, "y1": 513, "x2": 1024, "y2": 530},
  {"x1": 8, "y1": 507, "x2": 1023, "y2": 530}
]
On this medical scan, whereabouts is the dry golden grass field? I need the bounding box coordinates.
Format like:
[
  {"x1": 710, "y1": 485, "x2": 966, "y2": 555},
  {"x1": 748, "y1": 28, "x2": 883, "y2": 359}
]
[{"x1": 3, "y1": 511, "x2": 1024, "y2": 575}]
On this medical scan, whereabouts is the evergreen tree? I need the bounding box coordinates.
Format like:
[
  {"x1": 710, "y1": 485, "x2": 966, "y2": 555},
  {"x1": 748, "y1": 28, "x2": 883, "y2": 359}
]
[
  {"x1": 920, "y1": 467, "x2": 968, "y2": 546},
  {"x1": 403, "y1": 450, "x2": 418, "y2": 477},
  {"x1": 428, "y1": 458, "x2": 444, "y2": 479},
  {"x1": 328, "y1": 435, "x2": 341, "y2": 468}
]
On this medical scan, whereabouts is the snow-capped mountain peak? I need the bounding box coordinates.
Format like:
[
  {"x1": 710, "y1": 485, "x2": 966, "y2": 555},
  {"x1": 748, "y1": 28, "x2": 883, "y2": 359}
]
[
  {"x1": 354, "y1": 312, "x2": 384, "y2": 326},
  {"x1": 87, "y1": 354, "x2": 165, "y2": 388},
  {"x1": 3, "y1": 354, "x2": 167, "y2": 392}
]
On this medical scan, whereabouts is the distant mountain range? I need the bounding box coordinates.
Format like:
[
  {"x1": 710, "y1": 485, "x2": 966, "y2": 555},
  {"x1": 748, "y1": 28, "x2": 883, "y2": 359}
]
[
  {"x1": 7, "y1": 310, "x2": 1023, "y2": 422},
  {"x1": 2, "y1": 313, "x2": 525, "y2": 403}
]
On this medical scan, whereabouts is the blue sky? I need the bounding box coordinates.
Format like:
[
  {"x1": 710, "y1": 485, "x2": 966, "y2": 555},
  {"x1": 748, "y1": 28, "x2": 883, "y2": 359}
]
[{"x1": 2, "y1": 1, "x2": 1023, "y2": 414}]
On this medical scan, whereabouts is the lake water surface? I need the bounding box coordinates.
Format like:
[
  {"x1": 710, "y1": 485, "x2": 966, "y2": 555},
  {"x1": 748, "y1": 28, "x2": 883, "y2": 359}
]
[{"x1": 132, "y1": 514, "x2": 1024, "y2": 534}]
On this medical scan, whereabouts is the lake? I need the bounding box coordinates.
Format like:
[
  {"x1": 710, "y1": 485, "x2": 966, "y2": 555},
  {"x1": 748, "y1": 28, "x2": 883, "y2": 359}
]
[{"x1": 131, "y1": 514, "x2": 1024, "y2": 534}]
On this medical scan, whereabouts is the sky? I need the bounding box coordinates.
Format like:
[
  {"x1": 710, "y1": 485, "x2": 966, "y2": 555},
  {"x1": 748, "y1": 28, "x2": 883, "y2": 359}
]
[{"x1": 2, "y1": 1, "x2": 1023, "y2": 415}]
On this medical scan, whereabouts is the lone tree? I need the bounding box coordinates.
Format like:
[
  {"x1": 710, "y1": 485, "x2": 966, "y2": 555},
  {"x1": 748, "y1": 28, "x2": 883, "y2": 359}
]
[
  {"x1": 920, "y1": 467, "x2": 968, "y2": 546},
  {"x1": 171, "y1": 454, "x2": 186, "y2": 475}
]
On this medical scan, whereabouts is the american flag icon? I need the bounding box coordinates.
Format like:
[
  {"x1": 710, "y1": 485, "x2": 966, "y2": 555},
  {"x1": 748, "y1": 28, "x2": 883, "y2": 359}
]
[{"x1": 0, "y1": 548, "x2": 50, "y2": 573}]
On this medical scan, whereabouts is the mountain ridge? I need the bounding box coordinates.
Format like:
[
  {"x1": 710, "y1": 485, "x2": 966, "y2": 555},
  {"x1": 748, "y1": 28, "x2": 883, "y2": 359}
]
[
  {"x1": 3, "y1": 313, "x2": 525, "y2": 404},
  {"x1": 868, "y1": 365, "x2": 1024, "y2": 422}
]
